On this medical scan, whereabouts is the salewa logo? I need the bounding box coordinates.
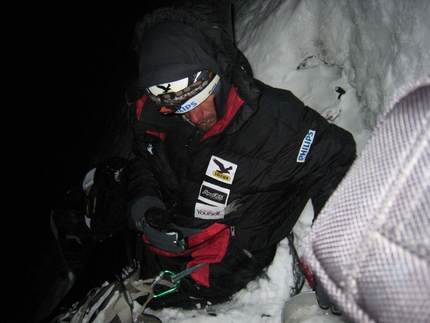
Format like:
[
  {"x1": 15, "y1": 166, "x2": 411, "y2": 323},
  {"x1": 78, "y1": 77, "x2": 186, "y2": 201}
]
[
  {"x1": 157, "y1": 83, "x2": 172, "y2": 93},
  {"x1": 206, "y1": 156, "x2": 237, "y2": 184},
  {"x1": 297, "y1": 130, "x2": 316, "y2": 163},
  {"x1": 212, "y1": 171, "x2": 231, "y2": 182},
  {"x1": 213, "y1": 158, "x2": 233, "y2": 174}
]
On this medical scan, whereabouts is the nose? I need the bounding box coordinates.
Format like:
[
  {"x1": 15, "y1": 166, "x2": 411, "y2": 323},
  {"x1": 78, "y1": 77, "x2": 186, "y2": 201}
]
[{"x1": 186, "y1": 106, "x2": 203, "y2": 124}]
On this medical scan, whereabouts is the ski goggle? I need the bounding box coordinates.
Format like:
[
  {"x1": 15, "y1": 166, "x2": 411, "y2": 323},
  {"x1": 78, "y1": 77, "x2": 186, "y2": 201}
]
[{"x1": 146, "y1": 71, "x2": 221, "y2": 114}]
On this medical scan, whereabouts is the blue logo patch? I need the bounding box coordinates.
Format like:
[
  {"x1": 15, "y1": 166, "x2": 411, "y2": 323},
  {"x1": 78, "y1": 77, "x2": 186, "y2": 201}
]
[
  {"x1": 297, "y1": 130, "x2": 316, "y2": 163},
  {"x1": 176, "y1": 101, "x2": 198, "y2": 113}
]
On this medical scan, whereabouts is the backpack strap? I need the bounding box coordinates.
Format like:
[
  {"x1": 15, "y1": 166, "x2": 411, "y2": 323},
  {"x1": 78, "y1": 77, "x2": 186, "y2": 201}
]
[
  {"x1": 124, "y1": 278, "x2": 173, "y2": 318},
  {"x1": 116, "y1": 277, "x2": 174, "y2": 322},
  {"x1": 52, "y1": 277, "x2": 171, "y2": 323}
]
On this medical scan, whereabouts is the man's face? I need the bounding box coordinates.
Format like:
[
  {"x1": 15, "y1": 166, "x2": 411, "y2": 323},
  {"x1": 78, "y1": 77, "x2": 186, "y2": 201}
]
[{"x1": 183, "y1": 94, "x2": 217, "y2": 132}]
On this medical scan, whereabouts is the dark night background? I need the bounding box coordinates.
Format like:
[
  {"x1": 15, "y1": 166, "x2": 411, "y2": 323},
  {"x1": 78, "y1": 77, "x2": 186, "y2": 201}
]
[
  {"x1": 7, "y1": 2, "x2": 175, "y2": 321},
  {"x1": 20, "y1": 4, "x2": 147, "y2": 233}
]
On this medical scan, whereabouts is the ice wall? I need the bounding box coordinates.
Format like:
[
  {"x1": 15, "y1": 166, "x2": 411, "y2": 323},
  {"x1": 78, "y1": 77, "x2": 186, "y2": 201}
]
[{"x1": 232, "y1": 0, "x2": 430, "y2": 129}]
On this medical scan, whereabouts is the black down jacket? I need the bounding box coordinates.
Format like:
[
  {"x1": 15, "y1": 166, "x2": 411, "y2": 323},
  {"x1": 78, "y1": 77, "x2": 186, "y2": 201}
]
[{"x1": 126, "y1": 2, "x2": 356, "y2": 306}]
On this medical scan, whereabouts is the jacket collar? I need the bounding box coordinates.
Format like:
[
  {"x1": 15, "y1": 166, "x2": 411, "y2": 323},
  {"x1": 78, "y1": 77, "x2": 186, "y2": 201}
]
[{"x1": 201, "y1": 85, "x2": 258, "y2": 141}]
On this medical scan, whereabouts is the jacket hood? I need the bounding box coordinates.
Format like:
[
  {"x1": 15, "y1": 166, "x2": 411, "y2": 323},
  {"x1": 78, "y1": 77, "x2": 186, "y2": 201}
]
[{"x1": 138, "y1": 21, "x2": 220, "y2": 89}]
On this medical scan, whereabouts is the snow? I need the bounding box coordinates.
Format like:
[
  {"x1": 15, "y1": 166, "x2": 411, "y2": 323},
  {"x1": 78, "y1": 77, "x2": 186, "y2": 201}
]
[{"x1": 138, "y1": 0, "x2": 430, "y2": 322}]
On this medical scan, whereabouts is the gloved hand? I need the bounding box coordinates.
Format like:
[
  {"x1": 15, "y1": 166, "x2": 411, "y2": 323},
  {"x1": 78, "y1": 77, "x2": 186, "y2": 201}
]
[
  {"x1": 143, "y1": 208, "x2": 187, "y2": 253},
  {"x1": 129, "y1": 197, "x2": 167, "y2": 232},
  {"x1": 144, "y1": 207, "x2": 172, "y2": 231}
]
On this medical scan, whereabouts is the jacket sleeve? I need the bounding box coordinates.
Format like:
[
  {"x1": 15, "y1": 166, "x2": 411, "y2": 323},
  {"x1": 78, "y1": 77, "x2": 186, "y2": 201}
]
[
  {"x1": 125, "y1": 120, "x2": 167, "y2": 230},
  {"x1": 307, "y1": 121, "x2": 356, "y2": 218},
  {"x1": 258, "y1": 83, "x2": 356, "y2": 219}
]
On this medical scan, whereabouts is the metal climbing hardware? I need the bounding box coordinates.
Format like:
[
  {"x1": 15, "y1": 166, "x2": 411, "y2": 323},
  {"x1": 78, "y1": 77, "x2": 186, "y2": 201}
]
[{"x1": 152, "y1": 263, "x2": 206, "y2": 298}]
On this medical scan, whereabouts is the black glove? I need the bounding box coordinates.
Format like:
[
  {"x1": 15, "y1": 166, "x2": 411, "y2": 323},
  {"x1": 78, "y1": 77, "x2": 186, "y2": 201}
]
[
  {"x1": 144, "y1": 208, "x2": 172, "y2": 231},
  {"x1": 142, "y1": 208, "x2": 187, "y2": 253},
  {"x1": 129, "y1": 198, "x2": 166, "y2": 232}
]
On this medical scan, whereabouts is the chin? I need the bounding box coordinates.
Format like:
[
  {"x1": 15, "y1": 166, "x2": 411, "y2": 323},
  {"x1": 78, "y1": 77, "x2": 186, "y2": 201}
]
[{"x1": 198, "y1": 125, "x2": 212, "y2": 132}]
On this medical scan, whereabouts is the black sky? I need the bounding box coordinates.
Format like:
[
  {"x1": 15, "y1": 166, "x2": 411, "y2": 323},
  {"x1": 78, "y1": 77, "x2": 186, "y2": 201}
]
[
  {"x1": 15, "y1": 2, "x2": 182, "y2": 231},
  {"x1": 10, "y1": 3, "x2": 195, "y2": 321},
  {"x1": 18, "y1": 4, "x2": 152, "y2": 235},
  {"x1": 10, "y1": 1, "x2": 197, "y2": 233},
  {"x1": 10, "y1": 4, "x2": 156, "y2": 320}
]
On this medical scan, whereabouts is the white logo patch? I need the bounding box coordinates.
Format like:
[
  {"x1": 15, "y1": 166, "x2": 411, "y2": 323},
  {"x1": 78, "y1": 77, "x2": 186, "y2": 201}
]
[
  {"x1": 198, "y1": 181, "x2": 230, "y2": 207},
  {"x1": 194, "y1": 203, "x2": 225, "y2": 220},
  {"x1": 297, "y1": 130, "x2": 316, "y2": 163},
  {"x1": 205, "y1": 156, "x2": 237, "y2": 184}
]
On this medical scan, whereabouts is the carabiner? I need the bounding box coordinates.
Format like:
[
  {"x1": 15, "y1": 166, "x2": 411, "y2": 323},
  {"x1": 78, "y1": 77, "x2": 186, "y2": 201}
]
[
  {"x1": 152, "y1": 264, "x2": 206, "y2": 298},
  {"x1": 153, "y1": 270, "x2": 180, "y2": 298}
]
